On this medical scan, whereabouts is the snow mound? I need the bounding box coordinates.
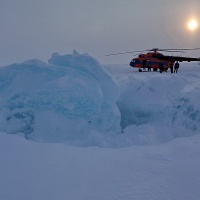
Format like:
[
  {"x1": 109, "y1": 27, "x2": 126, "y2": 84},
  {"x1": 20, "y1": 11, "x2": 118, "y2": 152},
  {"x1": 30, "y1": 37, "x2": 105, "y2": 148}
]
[
  {"x1": 115, "y1": 65, "x2": 200, "y2": 145},
  {"x1": 0, "y1": 52, "x2": 121, "y2": 144}
]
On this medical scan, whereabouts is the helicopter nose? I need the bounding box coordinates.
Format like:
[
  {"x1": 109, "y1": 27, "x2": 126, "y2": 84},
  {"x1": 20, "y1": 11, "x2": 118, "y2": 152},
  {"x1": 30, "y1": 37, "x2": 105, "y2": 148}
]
[{"x1": 130, "y1": 61, "x2": 135, "y2": 67}]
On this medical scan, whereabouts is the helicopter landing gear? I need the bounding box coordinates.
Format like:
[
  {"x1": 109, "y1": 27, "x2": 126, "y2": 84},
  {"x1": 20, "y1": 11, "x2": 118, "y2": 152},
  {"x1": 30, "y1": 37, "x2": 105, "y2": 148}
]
[{"x1": 139, "y1": 68, "x2": 142, "y2": 72}]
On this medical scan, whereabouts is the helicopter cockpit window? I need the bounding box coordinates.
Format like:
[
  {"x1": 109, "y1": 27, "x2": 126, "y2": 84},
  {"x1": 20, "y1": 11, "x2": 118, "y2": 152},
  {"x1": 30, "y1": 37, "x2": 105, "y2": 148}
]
[{"x1": 134, "y1": 59, "x2": 140, "y2": 64}]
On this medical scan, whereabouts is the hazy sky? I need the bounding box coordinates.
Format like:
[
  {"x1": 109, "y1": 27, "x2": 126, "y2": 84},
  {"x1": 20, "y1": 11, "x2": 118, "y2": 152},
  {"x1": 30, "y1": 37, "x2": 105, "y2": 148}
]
[{"x1": 0, "y1": 0, "x2": 200, "y2": 66}]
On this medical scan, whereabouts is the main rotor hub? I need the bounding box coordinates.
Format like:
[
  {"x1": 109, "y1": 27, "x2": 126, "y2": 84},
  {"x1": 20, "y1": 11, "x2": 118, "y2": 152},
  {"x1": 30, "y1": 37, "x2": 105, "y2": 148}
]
[{"x1": 151, "y1": 48, "x2": 159, "y2": 53}]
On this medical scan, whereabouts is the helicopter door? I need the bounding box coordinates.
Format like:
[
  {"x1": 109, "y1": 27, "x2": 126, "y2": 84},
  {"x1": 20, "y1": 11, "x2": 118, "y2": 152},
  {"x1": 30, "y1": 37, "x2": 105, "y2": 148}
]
[{"x1": 142, "y1": 60, "x2": 147, "y2": 69}]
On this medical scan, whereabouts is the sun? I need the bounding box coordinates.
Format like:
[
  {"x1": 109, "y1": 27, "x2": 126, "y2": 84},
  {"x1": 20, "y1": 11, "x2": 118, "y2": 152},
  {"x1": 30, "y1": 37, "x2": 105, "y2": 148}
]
[{"x1": 187, "y1": 19, "x2": 198, "y2": 31}]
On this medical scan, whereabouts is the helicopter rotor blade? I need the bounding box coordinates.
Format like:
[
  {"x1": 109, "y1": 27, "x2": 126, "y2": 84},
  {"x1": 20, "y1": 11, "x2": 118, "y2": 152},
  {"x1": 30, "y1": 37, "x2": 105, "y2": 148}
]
[
  {"x1": 105, "y1": 50, "x2": 148, "y2": 56},
  {"x1": 147, "y1": 48, "x2": 185, "y2": 53},
  {"x1": 158, "y1": 50, "x2": 185, "y2": 53},
  {"x1": 159, "y1": 48, "x2": 200, "y2": 51},
  {"x1": 106, "y1": 47, "x2": 200, "y2": 56},
  {"x1": 106, "y1": 52, "x2": 134, "y2": 56}
]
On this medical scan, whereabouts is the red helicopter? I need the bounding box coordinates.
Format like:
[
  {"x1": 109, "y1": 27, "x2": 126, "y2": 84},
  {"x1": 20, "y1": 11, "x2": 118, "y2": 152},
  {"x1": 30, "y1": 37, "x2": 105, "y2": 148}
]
[{"x1": 106, "y1": 48, "x2": 200, "y2": 72}]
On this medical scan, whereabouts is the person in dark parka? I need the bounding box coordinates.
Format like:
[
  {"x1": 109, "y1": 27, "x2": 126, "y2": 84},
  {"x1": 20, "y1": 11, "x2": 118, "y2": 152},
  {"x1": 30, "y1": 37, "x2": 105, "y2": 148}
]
[
  {"x1": 174, "y1": 61, "x2": 179, "y2": 73},
  {"x1": 159, "y1": 63, "x2": 164, "y2": 73},
  {"x1": 170, "y1": 62, "x2": 174, "y2": 73}
]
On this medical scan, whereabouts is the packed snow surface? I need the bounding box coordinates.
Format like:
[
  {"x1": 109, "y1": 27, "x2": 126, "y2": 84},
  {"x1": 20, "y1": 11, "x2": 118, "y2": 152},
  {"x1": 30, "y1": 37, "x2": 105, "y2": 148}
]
[
  {"x1": 1, "y1": 132, "x2": 200, "y2": 200},
  {"x1": 1, "y1": 53, "x2": 200, "y2": 200}
]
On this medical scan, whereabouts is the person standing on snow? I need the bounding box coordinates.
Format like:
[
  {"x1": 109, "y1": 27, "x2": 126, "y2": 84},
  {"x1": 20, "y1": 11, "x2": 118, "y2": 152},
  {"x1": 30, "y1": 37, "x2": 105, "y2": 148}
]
[
  {"x1": 170, "y1": 62, "x2": 174, "y2": 73},
  {"x1": 159, "y1": 62, "x2": 164, "y2": 73},
  {"x1": 174, "y1": 61, "x2": 179, "y2": 73},
  {"x1": 147, "y1": 60, "x2": 151, "y2": 72}
]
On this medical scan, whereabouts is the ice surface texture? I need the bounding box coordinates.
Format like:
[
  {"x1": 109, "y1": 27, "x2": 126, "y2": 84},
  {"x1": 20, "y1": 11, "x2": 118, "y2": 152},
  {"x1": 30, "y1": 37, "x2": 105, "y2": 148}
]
[
  {"x1": 1, "y1": 53, "x2": 200, "y2": 147},
  {"x1": 0, "y1": 52, "x2": 121, "y2": 144}
]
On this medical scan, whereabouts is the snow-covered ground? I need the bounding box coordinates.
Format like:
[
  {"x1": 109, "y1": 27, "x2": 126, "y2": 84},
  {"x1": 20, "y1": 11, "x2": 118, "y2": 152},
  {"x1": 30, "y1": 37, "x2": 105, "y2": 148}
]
[
  {"x1": 1, "y1": 52, "x2": 200, "y2": 200},
  {"x1": 1, "y1": 132, "x2": 200, "y2": 200}
]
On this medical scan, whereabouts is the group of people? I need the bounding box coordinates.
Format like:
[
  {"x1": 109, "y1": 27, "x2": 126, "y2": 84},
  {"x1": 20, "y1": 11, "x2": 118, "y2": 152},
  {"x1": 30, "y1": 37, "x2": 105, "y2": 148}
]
[
  {"x1": 142, "y1": 60, "x2": 180, "y2": 73},
  {"x1": 159, "y1": 61, "x2": 180, "y2": 73}
]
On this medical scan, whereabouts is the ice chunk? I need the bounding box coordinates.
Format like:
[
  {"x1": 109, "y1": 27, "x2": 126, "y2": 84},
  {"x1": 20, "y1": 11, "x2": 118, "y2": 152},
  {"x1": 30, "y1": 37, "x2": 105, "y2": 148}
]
[{"x1": 0, "y1": 52, "x2": 121, "y2": 143}]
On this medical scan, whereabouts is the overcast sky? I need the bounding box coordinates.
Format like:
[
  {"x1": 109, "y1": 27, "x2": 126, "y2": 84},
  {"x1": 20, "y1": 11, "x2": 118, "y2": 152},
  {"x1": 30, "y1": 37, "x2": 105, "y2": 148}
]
[{"x1": 0, "y1": 0, "x2": 200, "y2": 66}]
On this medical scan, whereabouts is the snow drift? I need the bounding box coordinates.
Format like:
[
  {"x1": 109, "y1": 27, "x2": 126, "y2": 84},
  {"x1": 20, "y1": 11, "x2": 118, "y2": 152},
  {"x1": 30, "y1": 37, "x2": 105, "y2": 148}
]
[
  {"x1": 0, "y1": 51, "x2": 121, "y2": 144},
  {"x1": 105, "y1": 64, "x2": 200, "y2": 145}
]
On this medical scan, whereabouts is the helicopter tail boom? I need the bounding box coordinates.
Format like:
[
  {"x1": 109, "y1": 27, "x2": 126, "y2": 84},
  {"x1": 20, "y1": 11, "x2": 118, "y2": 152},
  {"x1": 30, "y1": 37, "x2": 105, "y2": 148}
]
[{"x1": 152, "y1": 54, "x2": 200, "y2": 62}]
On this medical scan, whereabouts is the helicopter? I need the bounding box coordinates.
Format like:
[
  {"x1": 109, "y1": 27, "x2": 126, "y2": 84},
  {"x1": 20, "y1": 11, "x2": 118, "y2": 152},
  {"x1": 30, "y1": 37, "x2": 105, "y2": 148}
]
[{"x1": 106, "y1": 48, "x2": 200, "y2": 72}]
